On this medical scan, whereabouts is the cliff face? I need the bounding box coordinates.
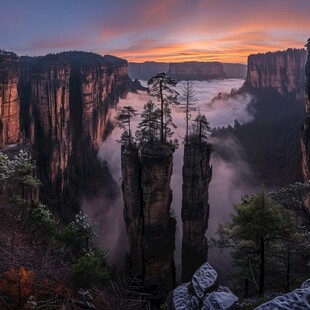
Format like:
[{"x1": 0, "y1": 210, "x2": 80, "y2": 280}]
[
  {"x1": 20, "y1": 57, "x2": 71, "y2": 194},
  {"x1": 0, "y1": 51, "x2": 20, "y2": 147},
  {"x1": 18, "y1": 52, "x2": 131, "y2": 208},
  {"x1": 301, "y1": 40, "x2": 310, "y2": 213},
  {"x1": 181, "y1": 141, "x2": 212, "y2": 282},
  {"x1": 122, "y1": 144, "x2": 175, "y2": 298},
  {"x1": 167, "y1": 62, "x2": 226, "y2": 82},
  {"x1": 246, "y1": 48, "x2": 307, "y2": 101}
]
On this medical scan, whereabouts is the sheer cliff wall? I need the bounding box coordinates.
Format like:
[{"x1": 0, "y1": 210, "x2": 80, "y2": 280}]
[
  {"x1": 0, "y1": 51, "x2": 132, "y2": 212},
  {"x1": 0, "y1": 51, "x2": 20, "y2": 147},
  {"x1": 246, "y1": 48, "x2": 307, "y2": 101}
]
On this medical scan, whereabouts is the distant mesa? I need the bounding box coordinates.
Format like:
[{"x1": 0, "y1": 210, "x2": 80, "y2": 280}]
[
  {"x1": 128, "y1": 61, "x2": 169, "y2": 80},
  {"x1": 167, "y1": 61, "x2": 226, "y2": 81},
  {"x1": 128, "y1": 61, "x2": 247, "y2": 81}
]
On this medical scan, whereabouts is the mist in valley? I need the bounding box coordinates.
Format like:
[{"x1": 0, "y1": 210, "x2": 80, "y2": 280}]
[{"x1": 82, "y1": 79, "x2": 258, "y2": 271}]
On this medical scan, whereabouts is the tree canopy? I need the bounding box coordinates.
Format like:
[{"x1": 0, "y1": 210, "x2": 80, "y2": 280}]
[
  {"x1": 214, "y1": 189, "x2": 310, "y2": 296},
  {"x1": 147, "y1": 73, "x2": 179, "y2": 143}
]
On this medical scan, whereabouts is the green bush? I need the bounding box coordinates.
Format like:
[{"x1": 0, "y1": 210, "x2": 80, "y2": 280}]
[
  {"x1": 28, "y1": 203, "x2": 57, "y2": 241},
  {"x1": 64, "y1": 211, "x2": 97, "y2": 258},
  {"x1": 72, "y1": 250, "x2": 109, "y2": 288}
]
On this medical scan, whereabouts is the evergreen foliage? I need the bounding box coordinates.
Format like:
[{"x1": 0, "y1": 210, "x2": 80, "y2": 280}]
[
  {"x1": 117, "y1": 105, "x2": 139, "y2": 146},
  {"x1": 72, "y1": 250, "x2": 109, "y2": 288},
  {"x1": 179, "y1": 80, "x2": 197, "y2": 144},
  {"x1": 214, "y1": 189, "x2": 310, "y2": 296},
  {"x1": 147, "y1": 73, "x2": 179, "y2": 143},
  {"x1": 135, "y1": 100, "x2": 161, "y2": 145},
  {"x1": 64, "y1": 211, "x2": 97, "y2": 259}
]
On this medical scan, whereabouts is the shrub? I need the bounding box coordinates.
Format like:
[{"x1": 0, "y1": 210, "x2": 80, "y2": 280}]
[{"x1": 72, "y1": 250, "x2": 109, "y2": 288}]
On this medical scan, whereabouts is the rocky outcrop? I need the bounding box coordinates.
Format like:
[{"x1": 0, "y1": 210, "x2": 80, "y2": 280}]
[
  {"x1": 128, "y1": 62, "x2": 169, "y2": 80},
  {"x1": 167, "y1": 62, "x2": 226, "y2": 82},
  {"x1": 18, "y1": 51, "x2": 132, "y2": 209},
  {"x1": 255, "y1": 279, "x2": 310, "y2": 309},
  {"x1": 166, "y1": 262, "x2": 238, "y2": 310},
  {"x1": 122, "y1": 143, "x2": 175, "y2": 298},
  {"x1": 0, "y1": 51, "x2": 20, "y2": 147},
  {"x1": 182, "y1": 141, "x2": 212, "y2": 282},
  {"x1": 122, "y1": 145, "x2": 143, "y2": 275},
  {"x1": 246, "y1": 48, "x2": 307, "y2": 101}
]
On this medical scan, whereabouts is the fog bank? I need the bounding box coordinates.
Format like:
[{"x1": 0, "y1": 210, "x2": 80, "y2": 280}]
[{"x1": 82, "y1": 79, "x2": 257, "y2": 269}]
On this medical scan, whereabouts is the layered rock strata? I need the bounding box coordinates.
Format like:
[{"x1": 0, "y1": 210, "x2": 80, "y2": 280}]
[
  {"x1": 167, "y1": 62, "x2": 226, "y2": 81},
  {"x1": 246, "y1": 48, "x2": 307, "y2": 101},
  {"x1": 0, "y1": 51, "x2": 20, "y2": 147},
  {"x1": 182, "y1": 141, "x2": 212, "y2": 282},
  {"x1": 122, "y1": 143, "x2": 175, "y2": 297}
]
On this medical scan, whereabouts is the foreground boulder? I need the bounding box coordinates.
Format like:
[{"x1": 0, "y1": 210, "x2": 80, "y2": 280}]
[
  {"x1": 255, "y1": 280, "x2": 310, "y2": 309},
  {"x1": 166, "y1": 262, "x2": 238, "y2": 310}
]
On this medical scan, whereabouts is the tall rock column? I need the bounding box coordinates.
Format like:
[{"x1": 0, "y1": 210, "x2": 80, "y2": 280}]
[
  {"x1": 140, "y1": 145, "x2": 176, "y2": 294},
  {"x1": 121, "y1": 144, "x2": 144, "y2": 276},
  {"x1": 301, "y1": 39, "x2": 310, "y2": 214},
  {"x1": 0, "y1": 51, "x2": 20, "y2": 147},
  {"x1": 181, "y1": 141, "x2": 212, "y2": 282},
  {"x1": 122, "y1": 143, "x2": 176, "y2": 301}
]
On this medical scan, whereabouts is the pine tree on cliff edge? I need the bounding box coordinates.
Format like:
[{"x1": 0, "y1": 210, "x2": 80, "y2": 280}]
[
  {"x1": 147, "y1": 73, "x2": 179, "y2": 143},
  {"x1": 179, "y1": 80, "x2": 197, "y2": 144},
  {"x1": 117, "y1": 106, "x2": 138, "y2": 147}
]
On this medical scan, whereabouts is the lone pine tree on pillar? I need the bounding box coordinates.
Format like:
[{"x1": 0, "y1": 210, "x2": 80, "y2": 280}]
[{"x1": 147, "y1": 73, "x2": 179, "y2": 143}]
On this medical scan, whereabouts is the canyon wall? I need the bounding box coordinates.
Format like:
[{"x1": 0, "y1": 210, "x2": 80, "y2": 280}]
[
  {"x1": 122, "y1": 143, "x2": 175, "y2": 299},
  {"x1": 20, "y1": 52, "x2": 132, "y2": 210},
  {"x1": 0, "y1": 51, "x2": 20, "y2": 147},
  {"x1": 0, "y1": 51, "x2": 132, "y2": 212},
  {"x1": 167, "y1": 62, "x2": 226, "y2": 82},
  {"x1": 301, "y1": 40, "x2": 310, "y2": 213},
  {"x1": 246, "y1": 48, "x2": 307, "y2": 101},
  {"x1": 181, "y1": 141, "x2": 212, "y2": 282}
]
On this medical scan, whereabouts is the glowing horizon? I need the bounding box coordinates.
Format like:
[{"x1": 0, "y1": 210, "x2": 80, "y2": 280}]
[{"x1": 1, "y1": 0, "x2": 309, "y2": 63}]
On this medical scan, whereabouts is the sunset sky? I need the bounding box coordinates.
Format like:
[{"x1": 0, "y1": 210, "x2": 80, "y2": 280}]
[{"x1": 1, "y1": 0, "x2": 309, "y2": 63}]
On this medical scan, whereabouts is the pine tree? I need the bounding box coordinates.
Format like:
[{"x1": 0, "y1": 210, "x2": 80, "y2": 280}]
[
  {"x1": 192, "y1": 112, "x2": 211, "y2": 142},
  {"x1": 179, "y1": 80, "x2": 197, "y2": 144},
  {"x1": 135, "y1": 100, "x2": 160, "y2": 146},
  {"x1": 147, "y1": 73, "x2": 179, "y2": 143},
  {"x1": 117, "y1": 106, "x2": 138, "y2": 147}
]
